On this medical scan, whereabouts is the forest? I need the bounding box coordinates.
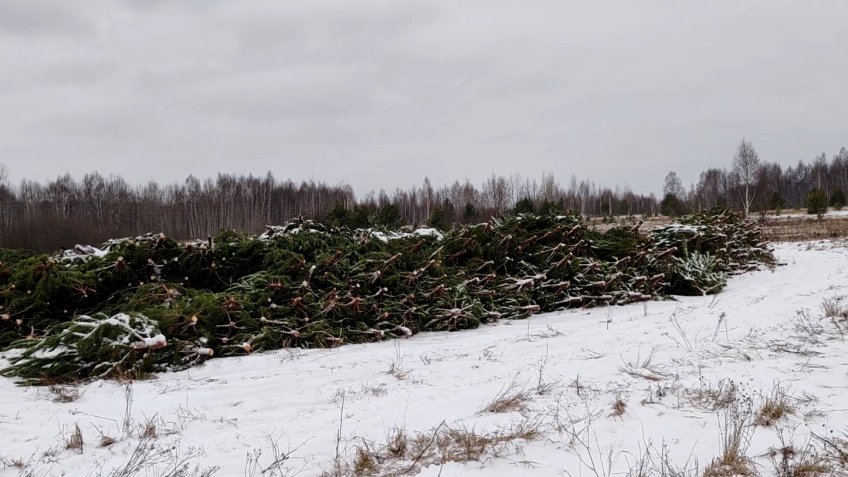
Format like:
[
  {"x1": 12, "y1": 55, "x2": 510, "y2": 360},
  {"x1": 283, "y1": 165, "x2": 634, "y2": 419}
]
[{"x1": 0, "y1": 141, "x2": 846, "y2": 251}]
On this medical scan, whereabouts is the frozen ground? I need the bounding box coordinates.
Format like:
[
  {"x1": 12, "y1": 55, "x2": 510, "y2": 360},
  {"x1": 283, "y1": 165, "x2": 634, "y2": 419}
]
[{"x1": 2, "y1": 241, "x2": 848, "y2": 476}]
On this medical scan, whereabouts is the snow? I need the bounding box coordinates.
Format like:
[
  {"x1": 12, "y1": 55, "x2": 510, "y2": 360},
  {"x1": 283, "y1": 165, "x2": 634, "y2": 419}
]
[
  {"x1": 59, "y1": 244, "x2": 108, "y2": 263},
  {"x1": 369, "y1": 228, "x2": 445, "y2": 243},
  {"x1": 2, "y1": 241, "x2": 848, "y2": 476},
  {"x1": 133, "y1": 334, "x2": 167, "y2": 350},
  {"x1": 258, "y1": 224, "x2": 445, "y2": 243},
  {"x1": 259, "y1": 225, "x2": 328, "y2": 240}
]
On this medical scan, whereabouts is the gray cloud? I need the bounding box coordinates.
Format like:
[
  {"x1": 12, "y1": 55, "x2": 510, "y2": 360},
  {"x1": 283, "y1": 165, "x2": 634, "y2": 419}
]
[
  {"x1": 0, "y1": 0, "x2": 92, "y2": 36},
  {"x1": 1, "y1": 0, "x2": 847, "y2": 195}
]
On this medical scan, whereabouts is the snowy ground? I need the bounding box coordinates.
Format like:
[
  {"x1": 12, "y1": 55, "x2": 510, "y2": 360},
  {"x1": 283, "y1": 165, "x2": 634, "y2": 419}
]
[{"x1": 2, "y1": 241, "x2": 848, "y2": 476}]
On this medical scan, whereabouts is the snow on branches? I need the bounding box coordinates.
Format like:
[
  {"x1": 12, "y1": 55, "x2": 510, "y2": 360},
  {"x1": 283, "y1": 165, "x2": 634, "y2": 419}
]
[{"x1": 0, "y1": 209, "x2": 773, "y2": 384}]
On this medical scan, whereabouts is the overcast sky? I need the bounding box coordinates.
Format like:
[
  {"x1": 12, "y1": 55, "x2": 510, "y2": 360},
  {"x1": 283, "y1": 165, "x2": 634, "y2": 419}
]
[{"x1": 0, "y1": 1, "x2": 846, "y2": 196}]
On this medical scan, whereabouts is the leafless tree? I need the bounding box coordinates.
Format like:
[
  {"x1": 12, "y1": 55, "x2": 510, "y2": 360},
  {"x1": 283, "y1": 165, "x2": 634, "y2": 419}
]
[
  {"x1": 732, "y1": 138, "x2": 761, "y2": 217},
  {"x1": 0, "y1": 168, "x2": 694, "y2": 251},
  {"x1": 663, "y1": 171, "x2": 684, "y2": 198}
]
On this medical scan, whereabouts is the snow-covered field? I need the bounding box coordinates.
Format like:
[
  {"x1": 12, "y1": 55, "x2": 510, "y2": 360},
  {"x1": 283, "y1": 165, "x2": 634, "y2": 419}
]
[{"x1": 2, "y1": 241, "x2": 848, "y2": 476}]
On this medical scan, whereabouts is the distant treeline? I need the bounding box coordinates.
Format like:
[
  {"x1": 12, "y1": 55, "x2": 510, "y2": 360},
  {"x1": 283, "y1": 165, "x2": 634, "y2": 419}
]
[
  {"x1": 661, "y1": 144, "x2": 848, "y2": 217},
  {"x1": 0, "y1": 142, "x2": 846, "y2": 251},
  {"x1": 0, "y1": 169, "x2": 657, "y2": 251}
]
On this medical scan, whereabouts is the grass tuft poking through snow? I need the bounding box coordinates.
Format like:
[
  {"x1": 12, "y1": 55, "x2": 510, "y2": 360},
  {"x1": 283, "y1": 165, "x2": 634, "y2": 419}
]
[
  {"x1": 64, "y1": 424, "x2": 84, "y2": 454},
  {"x1": 756, "y1": 383, "x2": 795, "y2": 427},
  {"x1": 703, "y1": 398, "x2": 757, "y2": 477},
  {"x1": 48, "y1": 384, "x2": 83, "y2": 403},
  {"x1": 610, "y1": 397, "x2": 627, "y2": 419},
  {"x1": 766, "y1": 433, "x2": 833, "y2": 477},
  {"x1": 481, "y1": 381, "x2": 531, "y2": 414}
]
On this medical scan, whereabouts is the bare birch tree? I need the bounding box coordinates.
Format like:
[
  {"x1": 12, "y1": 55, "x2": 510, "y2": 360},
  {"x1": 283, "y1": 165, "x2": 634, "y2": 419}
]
[{"x1": 733, "y1": 139, "x2": 761, "y2": 216}]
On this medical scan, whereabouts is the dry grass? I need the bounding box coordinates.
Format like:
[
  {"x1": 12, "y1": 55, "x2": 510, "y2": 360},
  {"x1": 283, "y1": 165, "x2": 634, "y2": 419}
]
[
  {"x1": 142, "y1": 419, "x2": 158, "y2": 439},
  {"x1": 386, "y1": 427, "x2": 408, "y2": 458},
  {"x1": 686, "y1": 379, "x2": 740, "y2": 412},
  {"x1": 481, "y1": 383, "x2": 531, "y2": 414},
  {"x1": 385, "y1": 361, "x2": 408, "y2": 380},
  {"x1": 321, "y1": 419, "x2": 542, "y2": 476},
  {"x1": 0, "y1": 456, "x2": 29, "y2": 470},
  {"x1": 702, "y1": 400, "x2": 757, "y2": 477},
  {"x1": 107, "y1": 435, "x2": 218, "y2": 477},
  {"x1": 352, "y1": 444, "x2": 378, "y2": 476},
  {"x1": 435, "y1": 421, "x2": 542, "y2": 464},
  {"x1": 65, "y1": 423, "x2": 84, "y2": 453},
  {"x1": 760, "y1": 213, "x2": 848, "y2": 242},
  {"x1": 767, "y1": 444, "x2": 832, "y2": 477},
  {"x1": 791, "y1": 309, "x2": 829, "y2": 345},
  {"x1": 756, "y1": 384, "x2": 795, "y2": 427},
  {"x1": 534, "y1": 345, "x2": 558, "y2": 396},
  {"x1": 135, "y1": 414, "x2": 180, "y2": 441},
  {"x1": 385, "y1": 342, "x2": 408, "y2": 380},
  {"x1": 48, "y1": 384, "x2": 83, "y2": 403},
  {"x1": 610, "y1": 398, "x2": 627, "y2": 419},
  {"x1": 244, "y1": 433, "x2": 307, "y2": 477},
  {"x1": 622, "y1": 439, "x2": 703, "y2": 477},
  {"x1": 619, "y1": 348, "x2": 670, "y2": 382},
  {"x1": 702, "y1": 447, "x2": 757, "y2": 476},
  {"x1": 821, "y1": 296, "x2": 848, "y2": 320},
  {"x1": 811, "y1": 431, "x2": 848, "y2": 470},
  {"x1": 361, "y1": 383, "x2": 388, "y2": 397},
  {"x1": 822, "y1": 296, "x2": 848, "y2": 335}
]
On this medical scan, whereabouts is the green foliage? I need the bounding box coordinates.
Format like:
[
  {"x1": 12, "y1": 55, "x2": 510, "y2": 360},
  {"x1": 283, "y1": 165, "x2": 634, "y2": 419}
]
[
  {"x1": 670, "y1": 252, "x2": 727, "y2": 295},
  {"x1": 514, "y1": 197, "x2": 535, "y2": 214},
  {"x1": 325, "y1": 203, "x2": 351, "y2": 227},
  {"x1": 374, "y1": 204, "x2": 401, "y2": 228},
  {"x1": 0, "y1": 210, "x2": 774, "y2": 384},
  {"x1": 830, "y1": 189, "x2": 845, "y2": 210},
  {"x1": 650, "y1": 208, "x2": 774, "y2": 274},
  {"x1": 660, "y1": 193, "x2": 683, "y2": 217},
  {"x1": 349, "y1": 205, "x2": 373, "y2": 229},
  {"x1": 326, "y1": 203, "x2": 375, "y2": 229},
  {"x1": 463, "y1": 203, "x2": 477, "y2": 223},
  {"x1": 428, "y1": 205, "x2": 450, "y2": 231},
  {"x1": 0, "y1": 249, "x2": 35, "y2": 269},
  {"x1": 1, "y1": 313, "x2": 168, "y2": 384},
  {"x1": 805, "y1": 188, "x2": 828, "y2": 218},
  {"x1": 768, "y1": 191, "x2": 785, "y2": 214},
  {"x1": 538, "y1": 199, "x2": 562, "y2": 216}
]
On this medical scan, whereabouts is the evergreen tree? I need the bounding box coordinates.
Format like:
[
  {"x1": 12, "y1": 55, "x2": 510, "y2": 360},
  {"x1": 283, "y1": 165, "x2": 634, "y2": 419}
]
[
  {"x1": 463, "y1": 203, "x2": 477, "y2": 223},
  {"x1": 767, "y1": 191, "x2": 785, "y2": 215},
  {"x1": 374, "y1": 204, "x2": 401, "y2": 228},
  {"x1": 514, "y1": 197, "x2": 535, "y2": 214},
  {"x1": 805, "y1": 188, "x2": 828, "y2": 218},
  {"x1": 427, "y1": 205, "x2": 450, "y2": 230},
  {"x1": 326, "y1": 203, "x2": 350, "y2": 227},
  {"x1": 538, "y1": 199, "x2": 562, "y2": 216},
  {"x1": 830, "y1": 189, "x2": 846, "y2": 210},
  {"x1": 349, "y1": 205, "x2": 373, "y2": 228},
  {"x1": 600, "y1": 199, "x2": 612, "y2": 216},
  {"x1": 660, "y1": 193, "x2": 683, "y2": 217}
]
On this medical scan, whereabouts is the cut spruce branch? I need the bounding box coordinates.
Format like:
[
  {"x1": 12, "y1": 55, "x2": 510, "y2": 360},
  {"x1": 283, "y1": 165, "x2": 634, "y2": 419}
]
[{"x1": 0, "y1": 209, "x2": 774, "y2": 384}]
